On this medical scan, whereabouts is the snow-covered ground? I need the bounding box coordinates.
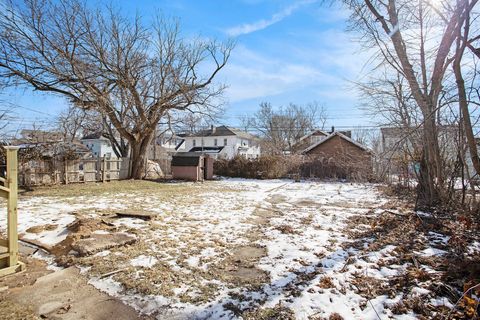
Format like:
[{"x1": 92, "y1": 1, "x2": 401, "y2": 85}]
[{"x1": 0, "y1": 179, "x2": 461, "y2": 319}]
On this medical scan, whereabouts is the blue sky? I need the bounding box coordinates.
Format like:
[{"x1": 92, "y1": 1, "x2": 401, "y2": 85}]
[{"x1": 1, "y1": 0, "x2": 373, "y2": 136}]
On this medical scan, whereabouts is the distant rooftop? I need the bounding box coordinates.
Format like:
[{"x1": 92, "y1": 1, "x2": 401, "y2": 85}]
[{"x1": 184, "y1": 125, "x2": 257, "y2": 140}]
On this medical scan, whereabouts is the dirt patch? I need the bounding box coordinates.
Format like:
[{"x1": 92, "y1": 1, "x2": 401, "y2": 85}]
[
  {"x1": 232, "y1": 246, "x2": 266, "y2": 261},
  {"x1": 25, "y1": 224, "x2": 58, "y2": 234},
  {"x1": 0, "y1": 300, "x2": 39, "y2": 320},
  {"x1": 274, "y1": 224, "x2": 298, "y2": 234},
  {"x1": 212, "y1": 245, "x2": 269, "y2": 288},
  {"x1": 242, "y1": 304, "x2": 295, "y2": 320},
  {"x1": 8, "y1": 266, "x2": 150, "y2": 320},
  {"x1": 249, "y1": 207, "x2": 277, "y2": 225},
  {"x1": 0, "y1": 253, "x2": 52, "y2": 294}
]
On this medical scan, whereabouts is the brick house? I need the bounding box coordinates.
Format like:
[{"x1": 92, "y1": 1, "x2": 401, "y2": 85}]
[{"x1": 301, "y1": 132, "x2": 372, "y2": 179}]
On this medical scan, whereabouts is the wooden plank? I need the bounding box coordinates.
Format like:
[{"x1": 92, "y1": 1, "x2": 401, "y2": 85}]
[
  {"x1": 0, "y1": 239, "x2": 7, "y2": 247},
  {"x1": 0, "y1": 262, "x2": 25, "y2": 277},
  {"x1": 64, "y1": 160, "x2": 69, "y2": 185},
  {"x1": 0, "y1": 189, "x2": 8, "y2": 199},
  {"x1": 115, "y1": 211, "x2": 156, "y2": 220},
  {"x1": 102, "y1": 157, "x2": 106, "y2": 182},
  {"x1": 5, "y1": 146, "x2": 19, "y2": 268}
]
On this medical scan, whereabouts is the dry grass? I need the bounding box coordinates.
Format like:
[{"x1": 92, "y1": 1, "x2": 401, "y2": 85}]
[
  {"x1": 19, "y1": 179, "x2": 237, "y2": 198},
  {"x1": 0, "y1": 300, "x2": 39, "y2": 320}
]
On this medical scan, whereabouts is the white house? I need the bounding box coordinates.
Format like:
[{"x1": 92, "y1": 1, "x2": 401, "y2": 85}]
[
  {"x1": 182, "y1": 126, "x2": 261, "y2": 159},
  {"x1": 80, "y1": 133, "x2": 116, "y2": 158},
  {"x1": 157, "y1": 134, "x2": 186, "y2": 153}
]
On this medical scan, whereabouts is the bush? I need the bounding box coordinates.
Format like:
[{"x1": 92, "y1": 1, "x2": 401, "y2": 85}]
[
  {"x1": 214, "y1": 155, "x2": 291, "y2": 179},
  {"x1": 214, "y1": 154, "x2": 373, "y2": 181}
]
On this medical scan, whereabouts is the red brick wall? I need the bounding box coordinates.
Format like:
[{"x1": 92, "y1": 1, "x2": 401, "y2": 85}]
[{"x1": 306, "y1": 135, "x2": 372, "y2": 173}]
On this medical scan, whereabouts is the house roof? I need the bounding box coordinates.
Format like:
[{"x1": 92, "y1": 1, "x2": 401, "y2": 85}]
[
  {"x1": 188, "y1": 146, "x2": 225, "y2": 153},
  {"x1": 171, "y1": 155, "x2": 201, "y2": 167},
  {"x1": 81, "y1": 132, "x2": 109, "y2": 140},
  {"x1": 296, "y1": 130, "x2": 329, "y2": 144},
  {"x1": 302, "y1": 132, "x2": 371, "y2": 154},
  {"x1": 185, "y1": 126, "x2": 257, "y2": 140}
]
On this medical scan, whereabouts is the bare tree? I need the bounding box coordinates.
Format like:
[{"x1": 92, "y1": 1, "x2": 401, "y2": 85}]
[
  {"x1": 450, "y1": 0, "x2": 480, "y2": 177},
  {"x1": 248, "y1": 102, "x2": 322, "y2": 154},
  {"x1": 57, "y1": 106, "x2": 88, "y2": 142},
  {"x1": 0, "y1": 0, "x2": 233, "y2": 178},
  {"x1": 343, "y1": 0, "x2": 478, "y2": 208}
]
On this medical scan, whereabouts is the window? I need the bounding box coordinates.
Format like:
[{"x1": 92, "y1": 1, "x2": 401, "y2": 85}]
[
  {"x1": 193, "y1": 139, "x2": 196, "y2": 147},
  {"x1": 214, "y1": 138, "x2": 217, "y2": 146},
  {"x1": 224, "y1": 138, "x2": 227, "y2": 146}
]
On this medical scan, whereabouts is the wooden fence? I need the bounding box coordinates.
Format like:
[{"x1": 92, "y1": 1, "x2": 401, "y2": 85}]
[{"x1": 16, "y1": 157, "x2": 131, "y2": 186}]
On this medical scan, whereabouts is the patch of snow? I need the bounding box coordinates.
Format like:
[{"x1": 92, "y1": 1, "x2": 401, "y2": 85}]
[
  {"x1": 93, "y1": 230, "x2": 110, "y2": 235},
  {"x1": 94, "y1": 250, "x2": 111, "y2": 257},
  {"x1": 32, "y1": 250, "x2": 63, "y2": 271},
  {"x1": 430, "y1": 297, "x2": 454, "y2": 309},
  {"x1": 88, "y1": 277, "x2": 123, "y2": 296},
  {"x1": 130, "y1": 255, "x2": 158, "y2": 268},
  {"x1": 418, "y1": 247, "x2": 447, "y2": 257}
]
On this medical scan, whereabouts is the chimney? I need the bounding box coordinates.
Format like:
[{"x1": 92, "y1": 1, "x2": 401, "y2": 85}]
[
  {"x1": 330, "y1": 126, "x2": 335, "y2": 133},
  {"x1": 211, "y1": 125, "x2": 216, "y2": 134}
]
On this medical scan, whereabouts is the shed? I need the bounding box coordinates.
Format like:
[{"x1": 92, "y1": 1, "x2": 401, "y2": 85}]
[{"x1": 171, "y1": 152, "x2": 214, "y2": 181}]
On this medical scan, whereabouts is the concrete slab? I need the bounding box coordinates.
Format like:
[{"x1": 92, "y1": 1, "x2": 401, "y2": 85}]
[
  {"x1": 71, "y1": 233, "x2": 137, "y2": 256},
  {"x1": 9, "y1": 266, "x2": 149, "y2": 320}
]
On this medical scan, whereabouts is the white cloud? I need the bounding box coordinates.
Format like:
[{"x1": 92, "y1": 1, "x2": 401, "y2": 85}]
[
  {"x1": 220, "y1": 45, "x2": 341, "y2": 103},
  {"x1": 225, "y1": 0, "x2": 316, "y2": 36}
]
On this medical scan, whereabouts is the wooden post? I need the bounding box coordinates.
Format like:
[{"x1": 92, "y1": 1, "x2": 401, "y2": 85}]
[
  {"x1": 6, "y1": 147, "x2": 18, "y2": 267},
  {"x1": 64, "y1": 160, "x2": 68, "y2": 185},
  {"x1": 102, "y1": 157, "x2": 106, "y2": 182},
  {"x1": 0, "y1": 146, "x2": 25, "y2": 277}
]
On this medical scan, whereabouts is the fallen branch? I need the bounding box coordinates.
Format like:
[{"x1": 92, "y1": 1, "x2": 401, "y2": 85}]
[
  {"x1": 99, "y1": 268, "x2": 129, "y2": 279},
  {"x1": 383, "y1": 210, "x2": 409, "y2": 217},
  {"x1": 448, "y1": 282, "x2": 480, "y2": 318}
]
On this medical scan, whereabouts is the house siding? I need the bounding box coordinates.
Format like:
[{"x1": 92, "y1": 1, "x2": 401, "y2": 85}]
[
  {"x1": 172, "y1": 166, "x2": 201, "y2": 181},
  {"x1": 183, "y1": 135, "x2": 260, "y2": 159}
]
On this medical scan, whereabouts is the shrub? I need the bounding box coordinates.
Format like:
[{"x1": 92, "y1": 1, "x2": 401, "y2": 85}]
[{"x1": 214, "y1": 154, "x2": 373, "y2": 181}]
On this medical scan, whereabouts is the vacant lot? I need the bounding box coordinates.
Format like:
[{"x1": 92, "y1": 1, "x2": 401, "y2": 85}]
[{"x1": 0, "y1": 179, "x2": 476, "y2": 319}]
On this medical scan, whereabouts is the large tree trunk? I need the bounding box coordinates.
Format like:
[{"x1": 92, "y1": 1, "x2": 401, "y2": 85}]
[
  {"x1": 454, "y1": 63, "x2": 480, "y2": 177},
  {"x1": 416, "y1": 106, "x2": 442, "y2": 209},
  {"x1": 452, "y1": 9, "x2": 480, "y2": 177},
  {"x1": 129, "y1": 133, "x2": 155, "y2": 179}
]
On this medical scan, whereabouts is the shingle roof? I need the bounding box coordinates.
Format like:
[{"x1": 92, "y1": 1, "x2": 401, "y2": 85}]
[
  {"x1": 185, "y1": 126, "x2": 257, "y2": 140},
  {"x1": 171, "y1": 155, "x2": 200, "y2": 167},
  {"x1": 188, "y1": 146, "x2": 224, "y2": 153},
  {"x1": 81, "y1": 132, "x2": 108, "y2": 140},
  {"x1": 302, "y1": 132, "x2": 371, "y2": 154}
]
